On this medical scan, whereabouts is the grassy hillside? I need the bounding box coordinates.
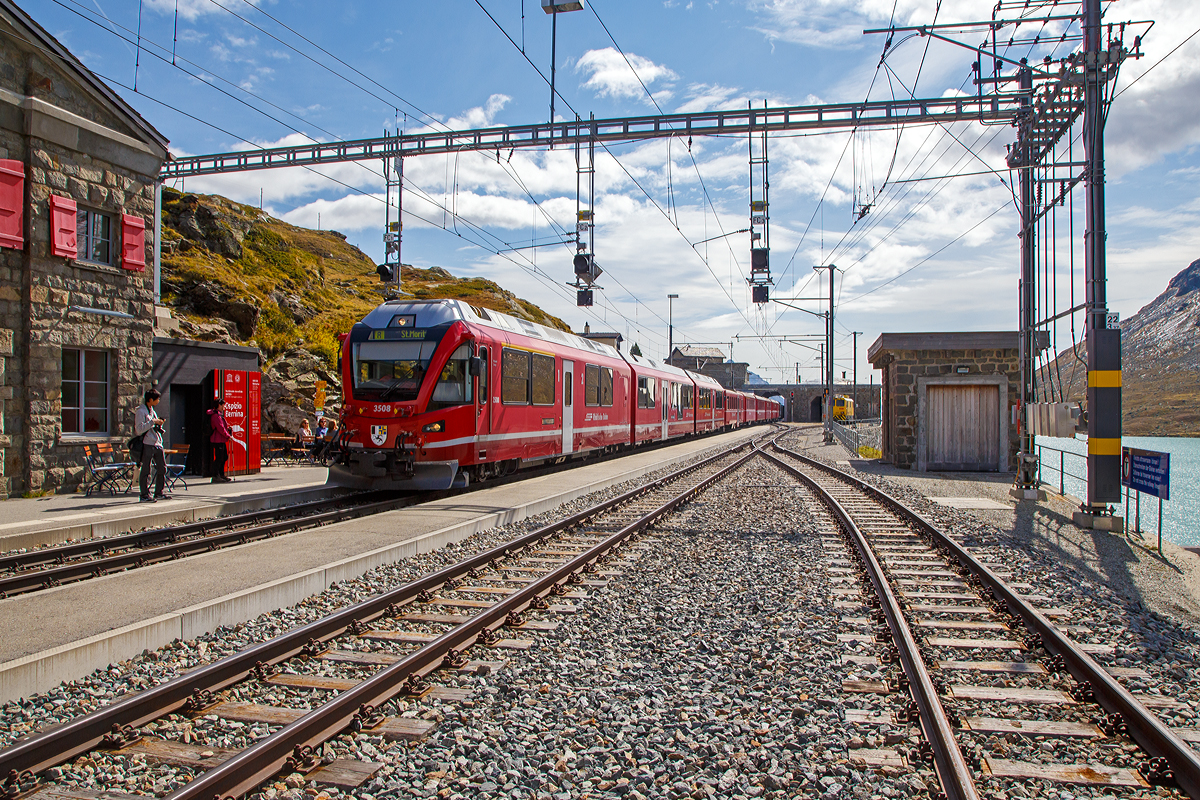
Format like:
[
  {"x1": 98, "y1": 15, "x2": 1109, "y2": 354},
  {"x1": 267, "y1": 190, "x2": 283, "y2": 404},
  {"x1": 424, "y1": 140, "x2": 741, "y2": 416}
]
[{"x1": 159, "y1": 189, "x2": 571, "y2": 366}]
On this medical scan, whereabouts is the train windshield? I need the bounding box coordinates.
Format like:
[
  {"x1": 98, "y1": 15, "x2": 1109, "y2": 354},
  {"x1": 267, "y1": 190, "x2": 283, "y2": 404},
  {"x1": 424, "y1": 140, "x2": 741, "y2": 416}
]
[{"x1": 353, "y1": 335, "x2": 445, "y2": 401}]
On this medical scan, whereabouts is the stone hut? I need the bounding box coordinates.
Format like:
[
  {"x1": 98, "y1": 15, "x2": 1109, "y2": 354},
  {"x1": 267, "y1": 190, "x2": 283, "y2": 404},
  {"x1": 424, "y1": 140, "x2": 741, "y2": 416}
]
[
  {"x1": 0, "y1": 2, "x2": 169, "y2": 496},
  {"x1": 867, "y1": 332, "x2": 1028, "y2": 472},
  {"x1": 667, "y1": 346, "x2": 749, "y2": 389}
]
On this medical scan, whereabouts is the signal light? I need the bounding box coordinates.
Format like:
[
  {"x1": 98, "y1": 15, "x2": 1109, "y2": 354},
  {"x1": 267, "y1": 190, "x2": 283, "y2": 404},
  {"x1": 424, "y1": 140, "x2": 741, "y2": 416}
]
[
  {"x1": 751, "y1": 248, "x2": 769, "y2": 270},
  {"x1": 577, "y1": 289, "x2": 593, "y2": 306},
  {"x1": 752, "y1": 284, "x2": 769, "y2": 304},
  {"x1": 573, "y1": 253, "x2": 591, "y2": 275},
  {"x1": 376, "y1": 264, "x2": 394, "y2": 282}
]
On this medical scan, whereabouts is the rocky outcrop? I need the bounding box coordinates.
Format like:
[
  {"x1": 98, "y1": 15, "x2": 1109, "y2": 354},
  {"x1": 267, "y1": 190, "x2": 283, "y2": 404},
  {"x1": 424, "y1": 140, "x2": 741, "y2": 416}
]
[
  {"x1": 262, "y1": 349, "x2": 342, "y2": 435},
  {"x1": 165, "y1": 279, "x2": 261, "y2": 339},
  {"x1": 165, "y1": 194, "x2": 253, "y2": 258}
]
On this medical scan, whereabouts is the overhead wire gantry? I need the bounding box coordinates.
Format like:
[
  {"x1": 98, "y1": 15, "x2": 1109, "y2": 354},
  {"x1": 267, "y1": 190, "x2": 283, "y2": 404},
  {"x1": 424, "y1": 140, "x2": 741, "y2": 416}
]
[{"x1": 158, "y1": 0, "x2": 1145, "y2": 521}]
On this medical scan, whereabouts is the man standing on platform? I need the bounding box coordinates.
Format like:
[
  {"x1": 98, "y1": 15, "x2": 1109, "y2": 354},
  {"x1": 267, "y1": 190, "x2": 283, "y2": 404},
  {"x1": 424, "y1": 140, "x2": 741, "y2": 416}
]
[{"x1": 135, "y1": 389, "x2": 168, "y2": 502}]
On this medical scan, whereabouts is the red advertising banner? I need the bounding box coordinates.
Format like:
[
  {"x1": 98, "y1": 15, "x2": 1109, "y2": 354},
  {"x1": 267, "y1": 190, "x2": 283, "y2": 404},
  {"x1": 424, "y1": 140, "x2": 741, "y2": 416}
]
[
  {"x1": 247, "y1": 371, "x2": 262, "y2": 471},
  {"x1": 211, "y1": 369, "x2": 262, "y2": 475}
]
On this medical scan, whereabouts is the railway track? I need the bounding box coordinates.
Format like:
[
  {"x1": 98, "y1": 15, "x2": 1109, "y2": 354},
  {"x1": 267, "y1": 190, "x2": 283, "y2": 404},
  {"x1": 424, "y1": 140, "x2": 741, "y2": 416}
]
[
  {"x1": 0, "y1": 436, "x2": 766, "y2": 800},
  {"x1": 0, "y1": 429, "x2": 777, "y2": 600},
  {"x1": 767, "y1": 433, "x2": 1200, "y2": 800}
]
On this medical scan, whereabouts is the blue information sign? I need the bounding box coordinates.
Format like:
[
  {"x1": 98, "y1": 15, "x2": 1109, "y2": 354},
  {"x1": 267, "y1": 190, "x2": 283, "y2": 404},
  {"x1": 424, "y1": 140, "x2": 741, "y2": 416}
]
[{"x1": 1121, "y1": 447, "x2": 1170, "y2": 500}]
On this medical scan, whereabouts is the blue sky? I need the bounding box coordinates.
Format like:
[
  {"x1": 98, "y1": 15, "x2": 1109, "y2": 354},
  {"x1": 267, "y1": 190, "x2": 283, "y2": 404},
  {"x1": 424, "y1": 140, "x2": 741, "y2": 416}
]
[{"x1": 35, "y1": 0, "x2": 1200, "y2": 384}]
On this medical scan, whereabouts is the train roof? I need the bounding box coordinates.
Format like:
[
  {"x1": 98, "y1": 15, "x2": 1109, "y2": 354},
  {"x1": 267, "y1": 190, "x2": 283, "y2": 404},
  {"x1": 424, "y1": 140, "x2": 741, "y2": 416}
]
[
  {"x1": 690, "y1": 371, "x2": 724, "y2": 390},
  {"x1": 364, "y1": 299, "x2": 623, "y2": 361},
  {"x1": 623, "y1": 353, "x2": 692, "y2": 380}
]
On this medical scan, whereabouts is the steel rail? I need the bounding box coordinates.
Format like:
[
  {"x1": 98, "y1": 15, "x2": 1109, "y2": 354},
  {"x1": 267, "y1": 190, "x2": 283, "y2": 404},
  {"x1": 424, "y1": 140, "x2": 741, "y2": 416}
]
[
  {"x1": 0, "y1": 491, "x2": 370, "y2": 575},
  {"x1": 772, "y1": 442, "x2": 1200, "y2": 800},
  {"x1": 759, "y1": 449, "x2": 979, "y2": 800},
  {"x1": 0, "y1": 494, "x2": 406, "y2": 598},
  {"x1": 0, "y1": 440, "x2": 751, "y2": 782},
  {"x1": 164, "y1": 447, "x2": 758, "y2": 799},
  {"x1": 161, "y1": 95, "x2": 1023, "y2": 178}
]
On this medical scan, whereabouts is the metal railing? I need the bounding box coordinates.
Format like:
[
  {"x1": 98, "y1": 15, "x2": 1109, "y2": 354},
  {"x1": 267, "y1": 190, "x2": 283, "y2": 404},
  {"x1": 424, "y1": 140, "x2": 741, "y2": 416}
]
[
  {"x1": 1035, "y1": 442, "x2": 1088, "y2": 497},
  {"x1": 830, "y1": 418, "x2": 882, "y2": 458}
]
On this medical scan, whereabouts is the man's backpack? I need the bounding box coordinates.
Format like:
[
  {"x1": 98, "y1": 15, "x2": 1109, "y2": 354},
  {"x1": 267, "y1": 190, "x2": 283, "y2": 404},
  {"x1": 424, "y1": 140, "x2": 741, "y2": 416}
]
[{"x1": 127, "y1": 432, "x2": 144, "y2": 459}]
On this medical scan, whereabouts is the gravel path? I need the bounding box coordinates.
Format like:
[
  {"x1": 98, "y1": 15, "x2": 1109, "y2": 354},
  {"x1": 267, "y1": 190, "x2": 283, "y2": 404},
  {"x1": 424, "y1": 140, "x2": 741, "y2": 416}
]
[{"x1": 352, "y1": 459, "x2": 935, "y2": 800}]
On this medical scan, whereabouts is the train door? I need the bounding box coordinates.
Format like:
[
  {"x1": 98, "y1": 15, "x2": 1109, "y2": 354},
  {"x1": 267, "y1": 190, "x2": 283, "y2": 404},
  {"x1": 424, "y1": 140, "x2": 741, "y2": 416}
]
[
  {"x1": 476, "y1": 344, "x2": 490, "y2": 458},
  {"x1": 562, "y1": 360, "x2": 574, "y2": 455},
  {"x1": 661, "y1": 382, "x2": 668, "y2": 440}
]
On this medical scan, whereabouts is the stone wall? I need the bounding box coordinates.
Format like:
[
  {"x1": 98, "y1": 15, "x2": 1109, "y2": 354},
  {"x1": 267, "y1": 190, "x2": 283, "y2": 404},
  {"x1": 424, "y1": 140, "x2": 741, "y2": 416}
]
[
  {"x1": 877, "y1": 347, "x2": 1020, "y2": 470},
  {"x1": 0, "y1": 20, "x2": 166, "y2": 495}
]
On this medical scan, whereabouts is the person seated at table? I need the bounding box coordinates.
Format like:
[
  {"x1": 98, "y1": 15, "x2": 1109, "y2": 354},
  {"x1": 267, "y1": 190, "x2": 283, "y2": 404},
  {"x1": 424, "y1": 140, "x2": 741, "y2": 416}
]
[
  {"x1": 296, "y1": 419, "x2": 314, "y2": 447},
  {"x1": 313, "y1": 419, "x2": 338, "y2": 461}
]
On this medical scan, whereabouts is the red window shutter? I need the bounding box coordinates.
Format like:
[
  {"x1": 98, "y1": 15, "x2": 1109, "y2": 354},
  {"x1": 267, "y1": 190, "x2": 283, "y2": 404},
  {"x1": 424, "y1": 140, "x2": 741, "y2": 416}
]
[
  {"x1": 49, "y1": 195, "x2": 77, "y2": 258},
  {"x1": 0, "y1": 159, "x2": 23, "y2": 250},
  {"x1": 121, "y1": 214, "x2": 146, "y2": 270}
]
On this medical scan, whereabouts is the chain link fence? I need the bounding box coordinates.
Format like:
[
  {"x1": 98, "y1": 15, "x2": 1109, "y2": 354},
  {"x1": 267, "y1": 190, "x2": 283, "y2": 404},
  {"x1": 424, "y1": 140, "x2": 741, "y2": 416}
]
[{"x1": 830, "y1": 418, "x2": 882, "y2": 458}]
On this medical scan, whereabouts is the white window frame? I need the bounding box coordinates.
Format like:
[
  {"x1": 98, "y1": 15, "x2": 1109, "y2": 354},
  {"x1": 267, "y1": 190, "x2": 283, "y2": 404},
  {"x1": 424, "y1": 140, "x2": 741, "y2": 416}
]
[
  {"x1": 61, "y1": 347, "x2": 111, "y2": 435},
  {"x1": 76, "y1": 207, "x2": 114, "y2": 266}
]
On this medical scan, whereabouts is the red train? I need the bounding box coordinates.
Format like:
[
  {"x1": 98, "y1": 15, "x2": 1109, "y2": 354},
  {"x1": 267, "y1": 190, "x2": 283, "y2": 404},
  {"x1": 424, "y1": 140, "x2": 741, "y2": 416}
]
[{"x1": 331, "y1": 299, "x2": 782, "y2": 490}]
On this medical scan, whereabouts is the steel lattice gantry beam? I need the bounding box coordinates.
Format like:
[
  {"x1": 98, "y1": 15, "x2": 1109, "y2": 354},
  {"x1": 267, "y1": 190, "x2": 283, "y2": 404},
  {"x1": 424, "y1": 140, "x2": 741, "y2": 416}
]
[{"x1": 161, "y1": 93, "x2": 1023, "y2": 178}]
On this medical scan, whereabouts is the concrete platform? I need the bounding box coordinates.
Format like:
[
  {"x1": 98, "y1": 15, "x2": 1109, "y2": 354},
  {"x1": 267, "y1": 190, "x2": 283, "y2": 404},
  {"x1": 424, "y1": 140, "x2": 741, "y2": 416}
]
[
  {"x1": 0, "y1": 429, "x2": 760, "y2": 703},
  {"x1": 0, "y1": 467, "x2": 334, "y2": 553}
]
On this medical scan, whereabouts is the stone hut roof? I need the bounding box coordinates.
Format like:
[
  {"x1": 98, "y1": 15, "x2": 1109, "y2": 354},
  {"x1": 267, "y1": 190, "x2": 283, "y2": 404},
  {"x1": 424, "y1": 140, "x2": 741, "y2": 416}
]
[
  {"x1": 673, "y1": 345, "x2": 726, "y2": 360},
  {"x1": 0, "y1": 0, "x2": 170, "y2": 154}
]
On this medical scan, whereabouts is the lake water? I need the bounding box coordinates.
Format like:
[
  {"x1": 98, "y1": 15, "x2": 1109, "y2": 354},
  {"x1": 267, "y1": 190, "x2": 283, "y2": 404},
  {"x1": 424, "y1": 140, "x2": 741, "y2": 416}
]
[{"x1": 1035, "y1": 435, "x2": 1200, "y2": 548}]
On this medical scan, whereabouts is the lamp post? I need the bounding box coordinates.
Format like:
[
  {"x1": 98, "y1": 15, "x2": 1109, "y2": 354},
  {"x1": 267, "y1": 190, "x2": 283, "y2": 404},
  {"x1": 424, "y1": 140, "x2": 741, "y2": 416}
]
[
  {"x1": 542, "y1": 1, "x2": 584, "y2": 131},
  {"x1": 667, "y1": 293, "x2": 679, "y2": 359}
]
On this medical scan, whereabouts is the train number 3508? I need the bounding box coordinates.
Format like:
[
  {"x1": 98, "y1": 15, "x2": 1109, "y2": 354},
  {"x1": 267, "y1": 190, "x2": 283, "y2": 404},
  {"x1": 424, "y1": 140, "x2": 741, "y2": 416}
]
[{"x1": 373, "y1": 404, "x2": 391, "y2": 413}]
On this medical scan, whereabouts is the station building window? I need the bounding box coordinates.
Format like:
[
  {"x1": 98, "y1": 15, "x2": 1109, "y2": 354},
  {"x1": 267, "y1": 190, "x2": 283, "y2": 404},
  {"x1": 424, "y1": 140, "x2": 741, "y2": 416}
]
[
  {"x1": 76, "y1": 207, "x2": 113, "y2": 265},
  {"x1": 62, "y1": 348, "x2": 110, "y2": 434}
]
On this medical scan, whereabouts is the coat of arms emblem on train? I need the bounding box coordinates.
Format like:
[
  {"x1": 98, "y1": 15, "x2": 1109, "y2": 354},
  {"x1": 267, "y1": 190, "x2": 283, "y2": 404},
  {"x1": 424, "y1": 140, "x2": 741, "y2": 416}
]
[{"x1": 370, "y1": 425, "x2": 387, "y2": 446}]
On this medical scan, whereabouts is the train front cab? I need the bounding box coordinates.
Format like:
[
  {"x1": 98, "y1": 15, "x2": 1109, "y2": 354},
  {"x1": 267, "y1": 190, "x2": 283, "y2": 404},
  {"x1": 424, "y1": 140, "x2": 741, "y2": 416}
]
[{"x1": 335, "y1": 302, "x2": 483, "y2": 490}]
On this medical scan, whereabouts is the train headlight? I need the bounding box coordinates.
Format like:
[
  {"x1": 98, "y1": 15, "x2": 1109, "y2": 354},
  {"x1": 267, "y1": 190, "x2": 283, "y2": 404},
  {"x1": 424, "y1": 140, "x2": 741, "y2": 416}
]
[{"x1": 422, "y1": 420, "x2": 445, "y2": 433}]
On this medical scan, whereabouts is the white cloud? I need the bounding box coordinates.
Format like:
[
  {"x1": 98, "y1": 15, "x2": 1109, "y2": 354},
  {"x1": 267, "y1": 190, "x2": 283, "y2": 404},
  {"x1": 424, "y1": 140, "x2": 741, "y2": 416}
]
[
  {"x1": 146, "y1": 0, "x2": 261, "y2": 21},
  {"x1": 576, "y1": 48, "x2": 678, "y2": 102}
]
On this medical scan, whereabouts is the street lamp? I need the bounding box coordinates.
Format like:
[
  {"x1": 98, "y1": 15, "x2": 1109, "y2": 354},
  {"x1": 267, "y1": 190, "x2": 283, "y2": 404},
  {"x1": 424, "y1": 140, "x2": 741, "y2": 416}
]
[
  {"x1": 667, "y1": 294, "x2": 679, "y2": 359},
  {"x1": 543, "y1": 1, "x2": 584, "y2": 131}
]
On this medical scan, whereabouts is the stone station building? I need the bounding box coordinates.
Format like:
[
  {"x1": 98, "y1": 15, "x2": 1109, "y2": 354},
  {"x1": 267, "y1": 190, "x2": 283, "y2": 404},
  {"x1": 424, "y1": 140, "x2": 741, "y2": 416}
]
[
  {"x1": 0, "y1": 1, "x2": 169, "y2": 497},
  {"x1": 867, "y1": 332, "x2": 1033, "y2": 472}
]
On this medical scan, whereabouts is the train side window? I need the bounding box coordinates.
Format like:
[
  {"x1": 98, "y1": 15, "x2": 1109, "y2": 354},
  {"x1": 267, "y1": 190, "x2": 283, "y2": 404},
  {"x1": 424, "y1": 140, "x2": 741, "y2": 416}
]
[
  {"x1": 531, "y1": 353, "x2": 555, "y2": 405},
  {"x1": 501, "y1": 348, "x2": 530, "y2": 404},
  {"x1": 637, "y1": 376, "x2": 656, "y2": 409},
  {"x1": 682, "y1": 385, "x2": 693, "y2": 411},
  {"x1": 600, "y1": 367, "x2": 614, "y2": 407},
  {"x1": 584, "y1": 364, "x2": 600, "y2": 406},
  {"x1": 429, "y1": 344, "x2": 474, "y2": 411}
]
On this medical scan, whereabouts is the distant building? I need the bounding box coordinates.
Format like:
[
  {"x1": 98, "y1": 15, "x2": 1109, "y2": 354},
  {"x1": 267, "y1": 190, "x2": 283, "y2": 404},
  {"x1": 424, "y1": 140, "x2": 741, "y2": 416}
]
[
  {"x1": 580, "y1": 322, "x2": 623, "y2": 352},
  {"x1": 0, "y1": 2, "x2": 169, "y2": 496},
  {"x1": 667, "y1": 346, "x2": 748, "y2": 389}
]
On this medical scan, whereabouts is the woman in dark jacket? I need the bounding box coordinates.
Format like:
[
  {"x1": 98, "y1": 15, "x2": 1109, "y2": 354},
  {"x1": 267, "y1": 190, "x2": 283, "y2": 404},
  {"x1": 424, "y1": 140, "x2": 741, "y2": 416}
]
[{"x1": 208, "y1": 400, "x2": 234, "y2": 483}]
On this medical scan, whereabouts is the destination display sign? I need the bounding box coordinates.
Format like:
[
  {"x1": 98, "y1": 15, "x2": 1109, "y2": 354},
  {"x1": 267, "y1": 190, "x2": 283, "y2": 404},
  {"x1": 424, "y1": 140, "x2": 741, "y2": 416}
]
[
  {"x1": 1121, "y1": 446, "x2": 1169, "y2": 500},
  {"x1": 371, "y1": 328, "x2": 428, "y2": 341}
]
